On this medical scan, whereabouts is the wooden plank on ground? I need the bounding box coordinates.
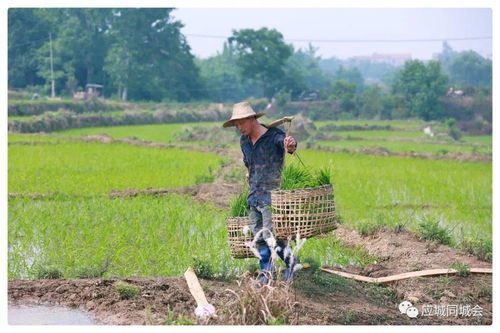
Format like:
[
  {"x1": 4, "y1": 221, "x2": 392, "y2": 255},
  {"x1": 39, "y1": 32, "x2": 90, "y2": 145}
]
[
  {"x1": 184, "y1": 267, "x2": 209, "y2": 306},
  {"x1": 320, "y1": 267, "x2": 492, "y2": 284}
]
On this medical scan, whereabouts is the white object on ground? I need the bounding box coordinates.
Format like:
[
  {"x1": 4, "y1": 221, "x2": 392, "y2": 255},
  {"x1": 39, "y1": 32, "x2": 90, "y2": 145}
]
[
  {"x1": 194, "y1": 304, "x2": 216, "y2": 318},
  {"x1": 184, "y1": 267, "x2": 217, "y2": 318},
  {"x1": 423, "y1": 126, "x2": 434, "y2": 137}
]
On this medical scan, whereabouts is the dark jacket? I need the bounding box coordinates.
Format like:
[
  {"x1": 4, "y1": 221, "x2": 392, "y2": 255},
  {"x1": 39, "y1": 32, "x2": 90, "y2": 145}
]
[{"x1": 240, "y1": 125, "x2": 295, "y2": 207}]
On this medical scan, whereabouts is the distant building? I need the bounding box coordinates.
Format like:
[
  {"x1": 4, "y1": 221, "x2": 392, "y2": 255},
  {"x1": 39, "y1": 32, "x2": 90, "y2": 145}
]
[{"x1": 351, "y1": 52, "x2": 412, "y2": 66}]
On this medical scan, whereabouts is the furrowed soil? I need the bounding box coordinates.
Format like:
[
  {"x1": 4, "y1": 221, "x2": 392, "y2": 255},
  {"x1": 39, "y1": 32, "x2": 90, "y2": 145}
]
[{"x1": 8, "y1": 135, "x2": 492, "y2": 325}]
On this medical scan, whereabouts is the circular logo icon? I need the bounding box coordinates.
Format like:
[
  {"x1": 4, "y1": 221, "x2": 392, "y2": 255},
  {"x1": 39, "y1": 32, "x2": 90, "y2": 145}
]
[
  {"x1": 406, "y1": 306, "x2": 419, "y2": 318},
  {"x1": 398, "y1": 301, "x2": 412, "y2": 314}
]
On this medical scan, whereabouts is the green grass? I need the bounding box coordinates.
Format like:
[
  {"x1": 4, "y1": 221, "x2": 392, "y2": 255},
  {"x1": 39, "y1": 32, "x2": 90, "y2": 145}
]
[
  {"x1": 8, "y1": 132, "x2": 375, "y2": 279},
  {"x1": 462, "y1": 135, "x2": 492, "y2": 146},
  {"x1": 10, "y1": 120, "x2": 241, "y2": 148},
  {"x1": 460, "y1": 236, "x2": 492, "y2": 262},
  {"x1": 9, "y1": 98, "x2": 75, "y2": 104},
  {"x1": 316, "y1": 119, "x2": 426, "y2": 129},
  {"x1": 450, "y1": 262, "x2": 470, "y2": 277},
  {"x1": 8, "y1": 141, "x2": 223, "y2": 195},
  {"x1": 58, "y1": 122, "x2": 220, "y2": 144},
  {"x1": 8, "y1": 110, "x2": 127, "y2": 122},
  {"x1": 416, "y1": 216, "x2": 453, "y2": 245},
  {"x1": 8, "y1": 133, "x2": 77, "y2": 143},
  {"x1": 316, "y1": 139, "x2": 491, "y2": 154},
  {"x1": 292, "y1": 150, "x2": 491, "y2": 242},
  {"x1": 8, "y1": 194, "x2": 241, "y2": 279},
  {"x1": 8, "y1": 120, "x2": 491, "y2": 279},
  {"x1": 315, "y1": 121, "x2": 492, "y2": 147},
  {"x1": 329, "y1": 130, "x2": 427, "y2": 139},
  {"x1": 8, "y1": 194, "x2": 373, "y2": 279},
  {"x1": 114, "y1": 281, "x2": 140, "y2": 299},
  {"x1": 8, "y1": 116, "x2": 32, "y2": 121},
  {"x1": 301, "y1": 235, "x2": 376, "y2": 268}
]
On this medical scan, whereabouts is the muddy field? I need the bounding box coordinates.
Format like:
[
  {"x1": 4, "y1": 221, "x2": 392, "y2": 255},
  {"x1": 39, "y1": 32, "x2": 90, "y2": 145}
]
[{"x1": 9, "y1": 224, "x2": 492, "y2": 325}]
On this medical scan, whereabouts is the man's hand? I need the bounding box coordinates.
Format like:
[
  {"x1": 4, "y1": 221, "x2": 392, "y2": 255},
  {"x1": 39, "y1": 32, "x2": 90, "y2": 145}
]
[
  {"x1": 246, "y1": 173, "x2": 249, "y2": 184},
  {"x1": 284, "y1": 135, "x2": 297, "y2": 153}
]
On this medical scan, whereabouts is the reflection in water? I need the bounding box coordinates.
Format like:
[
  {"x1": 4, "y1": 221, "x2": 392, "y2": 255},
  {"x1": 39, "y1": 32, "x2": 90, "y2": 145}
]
[{"x1": 9, "y1": 304, "x2": 98, "y2": 325}]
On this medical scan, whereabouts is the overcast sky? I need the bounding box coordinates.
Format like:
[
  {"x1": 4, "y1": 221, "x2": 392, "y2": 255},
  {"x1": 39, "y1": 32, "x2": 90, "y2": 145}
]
[{"x1": 172, "y1": 8, "x2": 492, "y2": 60}]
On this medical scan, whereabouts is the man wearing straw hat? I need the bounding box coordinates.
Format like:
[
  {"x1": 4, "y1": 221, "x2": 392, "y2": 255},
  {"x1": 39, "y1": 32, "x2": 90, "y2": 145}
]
[{"x1": 223, "y1": 101, "x2": 298, "y2": 283}]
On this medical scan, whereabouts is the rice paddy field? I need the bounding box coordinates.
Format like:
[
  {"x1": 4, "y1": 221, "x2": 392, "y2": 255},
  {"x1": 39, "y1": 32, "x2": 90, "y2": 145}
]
[
  {"x1": 293, "y1": 151, "x2": 491, "y2": 240},
  {"x1": 59, "y1": 123, "x2": 191, "y2": 143},
  {"x1": 328, "y1": 130, "x2": 430, "y2": 139},
  {"x1": 315, "y1": 120, "x2": 491, "y2": 154},
  {"x1": 315, "y1": 119, "x2": 426, "y2": 128},
  {"x1": 316, "y1": 139, "x2": 492, "y2": 154},
  {"x1": 9, "y1": 142, "x2": 224, "y2": 196},
  {"x1": 59, "y1": 122, "x2": 231, "y2": 146},
  {"x1": 8, "y1": 118, "x2": 492, "y2": 280}
]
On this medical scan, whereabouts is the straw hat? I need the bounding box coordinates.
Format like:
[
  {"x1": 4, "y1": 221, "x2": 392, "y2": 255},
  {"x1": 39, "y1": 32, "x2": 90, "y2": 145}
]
[{"x1": 223, "y1": 101, "x2": 265, "y2": 128}]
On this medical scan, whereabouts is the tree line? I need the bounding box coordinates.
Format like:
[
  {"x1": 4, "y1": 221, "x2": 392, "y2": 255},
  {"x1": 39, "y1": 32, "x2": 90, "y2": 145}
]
[
  {"x1": 9, "y1": 8, "x2": 492, "y2": 122},
  {"x1": 9, "y1": 8, "x2": 204, "y2": 101}
]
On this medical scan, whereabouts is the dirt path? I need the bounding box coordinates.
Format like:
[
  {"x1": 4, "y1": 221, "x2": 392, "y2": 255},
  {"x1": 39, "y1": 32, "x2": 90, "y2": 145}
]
[{"x1": 330, "y1": 225, "x2": 492, "y2": 310}]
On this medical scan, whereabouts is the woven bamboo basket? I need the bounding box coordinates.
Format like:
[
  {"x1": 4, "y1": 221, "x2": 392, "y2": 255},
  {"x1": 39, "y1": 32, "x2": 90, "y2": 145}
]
[
  {"x1": 226, "y1": 216, "x2": 254, "y2": 259},
  {"x1": 271, "y1": 184, "x2": 336, "y2": 239}
]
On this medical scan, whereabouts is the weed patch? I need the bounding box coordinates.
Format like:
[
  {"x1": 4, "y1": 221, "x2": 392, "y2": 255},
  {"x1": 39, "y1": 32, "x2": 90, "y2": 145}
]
[
  {"x1": 416, "y1": 217, "x2": 452, "y2": 245},
  {"x1": 114, "y1": 281, "x2": 140, "y2": 299}
]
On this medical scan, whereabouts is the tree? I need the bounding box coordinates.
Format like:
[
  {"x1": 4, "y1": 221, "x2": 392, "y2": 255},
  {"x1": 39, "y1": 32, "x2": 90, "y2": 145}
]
[
  {"x1": 392, "y1": 60, "x2": 448, "y2": 120},
  {"x1": 436, "y1": 42, "x2": 491, "y2": 89},
  {"x1": 345, "y1": 58, "x2": 396, "y2": 83},
  {"x1": 9, "y1": 8, "x2": 205, "y2": 101},
  {"x1": 318, "y1": 56, "x2": 343, "y2": 74},
  {"x1": 8, "y1": 8, "x2": 52, "y2": 88},
  {"x1": 330, "y1": 79, "x2": 357, "y2": 112},
  {"x1": 104, "y1": 43, "x2": 132, "y2": 100},
  {"x1": 33, "y1": 9, "x2": 112, "y2": 96},
  {"x1": 228, "y1": 28, "x2": 292, "y2": 98},
  {"x1": 360, "y1": 84, "x2": 383, "y2": 118},
  {"x1": 437, "y1": 41, "x2": 457, "y2": 73},
  {"x1": 53, "y1": 9, "x2": 111, "y2": 90},
  {"x1": 448, "y1": 51, "x2": 492, "y2": 88},
  {"x1": 103, "y1": 8, "x2": 204, "y2": 101},
  {"x1": 196, "y1": 42, "x2": 263, "y2": 102},
  {"x1": 281, "y1": 44, "x2": 332, "y2": 99},
  {"x1": 334, "y1": 65, "x2": 365, "y2": 93}
]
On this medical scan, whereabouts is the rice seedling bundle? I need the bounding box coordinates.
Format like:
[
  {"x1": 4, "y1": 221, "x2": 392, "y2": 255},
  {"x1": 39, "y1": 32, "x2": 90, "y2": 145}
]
[
  {"x1": 272, "y1": 164, "x2": 336, "y2": 239},
  {"x1": 227, "y1": 165, "x2": 336, "y2": 258}
]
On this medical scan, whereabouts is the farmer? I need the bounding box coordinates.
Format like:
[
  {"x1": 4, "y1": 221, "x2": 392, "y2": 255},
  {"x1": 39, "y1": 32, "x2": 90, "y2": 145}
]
[{"x1": 223, "y1": 101, "x2": 298, "y2": 282}]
